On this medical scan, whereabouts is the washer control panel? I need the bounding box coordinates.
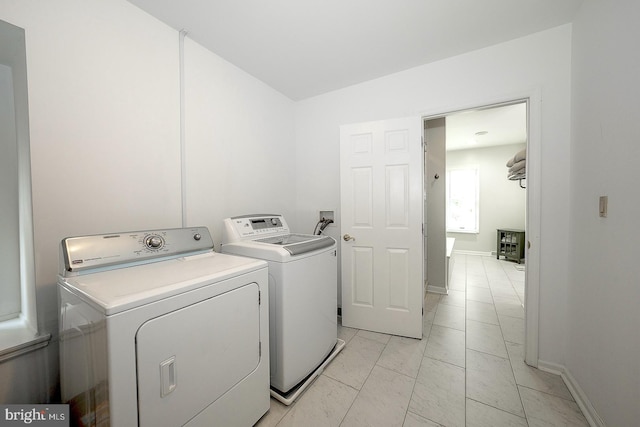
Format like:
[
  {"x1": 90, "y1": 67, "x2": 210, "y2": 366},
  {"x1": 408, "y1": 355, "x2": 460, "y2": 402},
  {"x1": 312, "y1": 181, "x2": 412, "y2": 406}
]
[
  {"x1": 61, "y1": 226, "x2": 213, "y2": 274},
  {"x1": 223, "y1": 214, "x2": 290, "y2": 241}
]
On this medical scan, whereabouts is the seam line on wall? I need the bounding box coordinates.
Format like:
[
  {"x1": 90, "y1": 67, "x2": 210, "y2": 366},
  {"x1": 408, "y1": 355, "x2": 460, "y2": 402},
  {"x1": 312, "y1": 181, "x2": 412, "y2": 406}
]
[{"x1": 179, "y1": 30, "x2": 188, "y2": 227}]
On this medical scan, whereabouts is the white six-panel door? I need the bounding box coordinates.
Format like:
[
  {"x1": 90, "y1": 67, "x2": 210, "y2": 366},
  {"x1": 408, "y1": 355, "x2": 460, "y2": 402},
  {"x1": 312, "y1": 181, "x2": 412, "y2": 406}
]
[{"x1": 340, "y1": 117, "x2": 423, "y2": 338}]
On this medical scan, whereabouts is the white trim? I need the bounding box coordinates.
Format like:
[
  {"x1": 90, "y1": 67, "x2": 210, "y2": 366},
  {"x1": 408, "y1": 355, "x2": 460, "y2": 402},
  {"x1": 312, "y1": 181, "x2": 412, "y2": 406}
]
[
  {"x1": 0, "y1": 21, "x2": 41, "y2": 353},
  {"x1": 452, "y1": 249, "x2": 492, "y2": 257},
  {"x1": 419, "y1": 89, "x2": 541, "y2": 368},
  {"x1": 523, "y1": 91, "x2": 541, "y2": 367},
  {"x1": 426, "y1": 284, "x2": 448, "y2": 295},
  {"x1": 446, "y1": 229, "x2": 479, "y2": 234},
  {"x1": 535, "y1": 358, "x2": 564, "y2": 376},
  {"x1": 538, "y1": 360, "x2": 605, "y2": 427},
  {"x1": 0, "y1": 325, "x2": 50, "y2": 363}
]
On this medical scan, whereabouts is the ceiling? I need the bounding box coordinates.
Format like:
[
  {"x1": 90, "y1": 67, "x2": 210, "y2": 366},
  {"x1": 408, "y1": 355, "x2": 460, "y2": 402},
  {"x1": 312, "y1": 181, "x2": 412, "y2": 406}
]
[
  {"x1": 126, "y1": 0, "x2": 583, "y2": 101},
  {"x1": 446, "y1": 102, "x2": 527, "y2": 152}
]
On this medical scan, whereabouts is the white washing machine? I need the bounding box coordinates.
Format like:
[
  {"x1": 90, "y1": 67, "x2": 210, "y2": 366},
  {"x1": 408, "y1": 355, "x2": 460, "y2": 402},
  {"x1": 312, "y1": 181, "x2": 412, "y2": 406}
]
[
  {"x1": 58, "y1": 227, "x2": 270, "y2": 427},
  {"x1": 221, "y1": 214, "x2": 344, "y2": 405}
]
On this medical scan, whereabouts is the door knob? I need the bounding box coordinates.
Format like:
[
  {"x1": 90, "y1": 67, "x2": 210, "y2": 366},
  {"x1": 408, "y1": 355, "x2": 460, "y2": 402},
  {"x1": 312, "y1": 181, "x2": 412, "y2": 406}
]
[{"x1": 343, "y1": 234, "x2": 355, "y2": 242}]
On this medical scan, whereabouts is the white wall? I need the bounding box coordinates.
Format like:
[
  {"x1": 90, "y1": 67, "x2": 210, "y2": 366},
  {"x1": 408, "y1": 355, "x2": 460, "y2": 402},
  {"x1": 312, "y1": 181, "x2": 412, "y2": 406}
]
[
  {"x1": 425, "y1": 118, "x2": 447, "y2": 291},
  {"x1": 0, "y1": 0, "x2": 180, "y2": 403},
  {"x1": 447, "y1": 143, "x2": 526, "y2": 254},
  {"x1": 0, "y1": 0, "x2": 295, "y2": 403},
  {"x1": 568, "y1": 1, "x2": 640, "y2": 425},
  {"x1": 294, "y1": 25, "x2": 572, "y2": 366},
  {"x1": 183, "y1": 39, "x2": 295, "y2": 247}
]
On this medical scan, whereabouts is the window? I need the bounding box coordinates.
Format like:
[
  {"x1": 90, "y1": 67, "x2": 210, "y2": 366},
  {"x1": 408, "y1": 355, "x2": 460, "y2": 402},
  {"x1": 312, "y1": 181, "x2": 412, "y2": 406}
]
[
  {"x1": 446, "y1": 167, "x2": 479, "y2": 233},
  {"x1": 0, "y1": 19, "x2": 46, "y2": 360},
  {"x1": 0, "y1": 62, "x2": 21, "y2": 322}
]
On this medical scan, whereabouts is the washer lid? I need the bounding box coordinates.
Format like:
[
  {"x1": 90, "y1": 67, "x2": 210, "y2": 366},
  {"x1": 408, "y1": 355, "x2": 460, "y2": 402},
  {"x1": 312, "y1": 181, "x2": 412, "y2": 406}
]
[
  {"x1": 255, "y1": 234, "x2": 335, "y2": 255},
  {"x1": 221, "y1": 235, "x2": 336, "y2": 263},
  {"x1": 58, "y1": 252, "x2": 266, "y2": 315}
]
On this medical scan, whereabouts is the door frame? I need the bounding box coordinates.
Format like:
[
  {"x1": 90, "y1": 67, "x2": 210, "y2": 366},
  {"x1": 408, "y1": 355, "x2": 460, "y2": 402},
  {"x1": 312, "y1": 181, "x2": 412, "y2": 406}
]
[{"x1": 419, "y1": 90, "x2": 540, "y2": 367}]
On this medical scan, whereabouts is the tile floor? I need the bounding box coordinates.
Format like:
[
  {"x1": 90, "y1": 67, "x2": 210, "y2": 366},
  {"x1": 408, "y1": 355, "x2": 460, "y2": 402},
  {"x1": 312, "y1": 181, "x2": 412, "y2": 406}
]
[{"x1": 255, "y1": 254, "x2": 590, "y2": 427}]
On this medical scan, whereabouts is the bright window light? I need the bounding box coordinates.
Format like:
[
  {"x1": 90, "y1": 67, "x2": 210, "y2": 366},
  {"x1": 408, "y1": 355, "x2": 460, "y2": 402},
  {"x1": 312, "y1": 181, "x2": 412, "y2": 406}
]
[{"x1": 446, "y1": 167, "x2": 479, "y2": 233}]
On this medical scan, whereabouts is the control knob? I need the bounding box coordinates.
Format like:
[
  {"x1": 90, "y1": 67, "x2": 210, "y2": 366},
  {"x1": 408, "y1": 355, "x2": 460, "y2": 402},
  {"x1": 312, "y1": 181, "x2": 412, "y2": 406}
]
[{"x1": 145, "y1": 235, "x2": 164, "y2": 249}]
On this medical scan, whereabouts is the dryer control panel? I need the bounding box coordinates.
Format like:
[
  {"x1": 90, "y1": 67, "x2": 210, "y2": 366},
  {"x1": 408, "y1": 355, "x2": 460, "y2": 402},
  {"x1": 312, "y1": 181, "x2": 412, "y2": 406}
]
[
  {"x1": 223, "y1": 214, "x2": 291, "y2": 242},
  {"x1": 60, "y1": 226, "x2": 214, "y2": 275}
]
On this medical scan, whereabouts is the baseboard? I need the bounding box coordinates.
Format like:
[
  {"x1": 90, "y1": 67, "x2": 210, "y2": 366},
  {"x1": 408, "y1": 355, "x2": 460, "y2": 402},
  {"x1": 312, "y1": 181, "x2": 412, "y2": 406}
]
[
  {"x1": 537, "y1": 359, "x2": 605, "y2": 427},
  {"x1": 426, "y1": 284, "x2": 447, "y2": 295},
  {"x1": 536, "y1": 359, "x2": 563, "y2": 374},
  {"x1": 452, "y1": 250, "x2": 493, "y2": 257}
]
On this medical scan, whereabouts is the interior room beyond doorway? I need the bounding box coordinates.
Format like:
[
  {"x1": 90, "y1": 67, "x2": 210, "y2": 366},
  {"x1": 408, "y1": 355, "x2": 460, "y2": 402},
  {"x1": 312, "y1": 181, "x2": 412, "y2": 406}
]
[{"x1": 423, "y1": 101, "x2": 527, "y2": 298}]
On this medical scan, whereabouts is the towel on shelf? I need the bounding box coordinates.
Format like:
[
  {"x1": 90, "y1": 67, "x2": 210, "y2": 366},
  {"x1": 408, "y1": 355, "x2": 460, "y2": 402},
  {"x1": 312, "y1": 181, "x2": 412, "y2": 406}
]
[
  {"x1": 508, "y1": 159, "x2": 526, "y2": 174},
  {"x1": 506, "y1": 148, "x2": 526, "y2": 181},
  {"x1": 506, "y1": 148, "x2": 526, "y2": 167},
  {"x1": 508, "y1": 170, "x2": 526, "y2": 180}
]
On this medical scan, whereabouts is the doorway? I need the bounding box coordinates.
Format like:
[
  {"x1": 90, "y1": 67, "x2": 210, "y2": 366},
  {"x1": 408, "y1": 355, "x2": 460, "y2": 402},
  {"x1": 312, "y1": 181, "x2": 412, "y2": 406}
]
[{"x1": 422, "y1": 99, "x2": 537, "y2": 365}]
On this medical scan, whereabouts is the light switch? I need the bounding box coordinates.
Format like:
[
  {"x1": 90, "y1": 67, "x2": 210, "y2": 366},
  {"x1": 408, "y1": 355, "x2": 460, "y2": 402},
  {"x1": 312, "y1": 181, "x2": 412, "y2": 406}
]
[{"x1": 599, "y1": 196, "x2": 608, "y2": 218}]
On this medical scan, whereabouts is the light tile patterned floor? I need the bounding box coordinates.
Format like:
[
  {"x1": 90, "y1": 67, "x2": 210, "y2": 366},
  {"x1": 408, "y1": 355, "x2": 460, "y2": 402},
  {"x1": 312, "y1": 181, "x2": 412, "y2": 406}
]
[{"x1": 255, "y1": 254, "x2": 590, "y2": 427}]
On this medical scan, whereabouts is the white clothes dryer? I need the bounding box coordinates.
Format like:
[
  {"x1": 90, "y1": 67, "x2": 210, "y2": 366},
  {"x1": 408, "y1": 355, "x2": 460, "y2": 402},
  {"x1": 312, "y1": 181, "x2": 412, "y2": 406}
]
[
  {"x1": 221, "y1": 214, "x2": 344, "y2": 405},
  {"x1": 58, "y1": 227, "x2": 269, "y2": 427}
]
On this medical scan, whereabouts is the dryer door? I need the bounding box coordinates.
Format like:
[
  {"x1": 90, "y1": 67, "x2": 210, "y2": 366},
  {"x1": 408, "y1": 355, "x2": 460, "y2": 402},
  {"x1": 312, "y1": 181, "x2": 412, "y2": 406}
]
[{"x1": 136, "y1": 282, "x2": 261, "y2": 427}]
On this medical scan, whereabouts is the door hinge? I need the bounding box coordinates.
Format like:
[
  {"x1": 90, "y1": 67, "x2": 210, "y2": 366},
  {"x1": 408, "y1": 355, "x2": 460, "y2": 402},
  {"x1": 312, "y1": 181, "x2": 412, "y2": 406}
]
[
  {"x1": 258, "y1": 290, "x2": 261, "y2": 305},
  {"x1": 259, "y1": 341, "x2": 262, "y2": 357}
]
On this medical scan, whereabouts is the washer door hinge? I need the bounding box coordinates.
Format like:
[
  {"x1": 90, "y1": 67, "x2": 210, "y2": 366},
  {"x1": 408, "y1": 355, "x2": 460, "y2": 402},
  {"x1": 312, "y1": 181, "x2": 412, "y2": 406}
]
[
  {"x1": 259, "y1": 341, "x2": 262, "y2": 357},
  {"x1": 258, "y1": 290, "x2": 261, "y2": 305}
]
